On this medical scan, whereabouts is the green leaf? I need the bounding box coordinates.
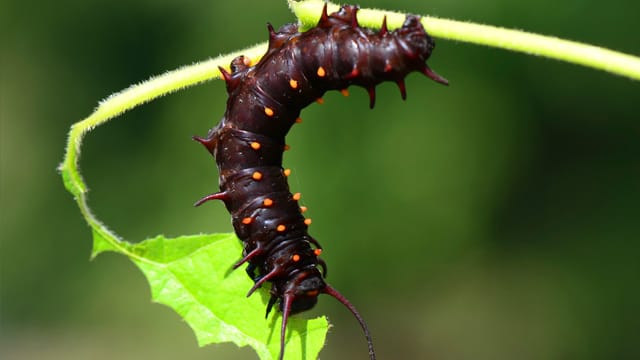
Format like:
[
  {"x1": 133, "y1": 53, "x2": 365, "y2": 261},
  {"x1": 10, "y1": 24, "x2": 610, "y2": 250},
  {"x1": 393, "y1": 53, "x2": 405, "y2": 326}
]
[
  {"x1": 126, "y1": 233, "x2": 328, "y2": 359},
  {"x1": 90, "y1": 230, "x2": 329, "y2": 359}
]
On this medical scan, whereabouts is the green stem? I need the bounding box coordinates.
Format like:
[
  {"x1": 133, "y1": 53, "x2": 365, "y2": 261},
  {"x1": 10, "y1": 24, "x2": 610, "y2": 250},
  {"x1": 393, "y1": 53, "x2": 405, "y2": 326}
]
[
  {"x1": 288, "y1": 0, "x2": 640, "y2": 81},
  {"x1": 58, "y1": 43, "x2": 268, "y2": 252}
]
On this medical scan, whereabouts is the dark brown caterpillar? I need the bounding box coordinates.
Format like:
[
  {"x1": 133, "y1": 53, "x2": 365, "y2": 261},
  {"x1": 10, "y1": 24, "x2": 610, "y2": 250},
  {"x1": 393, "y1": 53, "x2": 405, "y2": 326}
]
[{"x1": 194, "y1": 4, "x2": 447, "y2": 360}]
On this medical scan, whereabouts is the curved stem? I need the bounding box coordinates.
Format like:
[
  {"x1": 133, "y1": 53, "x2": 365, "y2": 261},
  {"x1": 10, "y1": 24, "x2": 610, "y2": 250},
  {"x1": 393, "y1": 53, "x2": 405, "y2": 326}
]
[
  {"x1": 288, "y1": 0, "x2": 640, "y2": 80},
  {"x1": 58, "y1": 43, "x2": 268, "y2": 253}
]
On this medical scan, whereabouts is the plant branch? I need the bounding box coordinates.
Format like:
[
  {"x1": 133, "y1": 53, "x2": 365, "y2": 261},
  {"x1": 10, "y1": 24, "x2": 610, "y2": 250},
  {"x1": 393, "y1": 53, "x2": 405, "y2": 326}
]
[
  {"x1": 289, "y1": 0, "x2": 640, "y2": 81},
  {"x1": 58, "y1": 42, "x2": 267, "y2": 252}
]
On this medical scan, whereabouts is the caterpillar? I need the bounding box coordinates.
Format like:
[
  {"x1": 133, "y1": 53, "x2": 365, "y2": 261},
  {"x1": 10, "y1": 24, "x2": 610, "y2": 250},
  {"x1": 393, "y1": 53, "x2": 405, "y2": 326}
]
[{"x1": 194, "y1": 4, "x2": 447, "y2": 360}]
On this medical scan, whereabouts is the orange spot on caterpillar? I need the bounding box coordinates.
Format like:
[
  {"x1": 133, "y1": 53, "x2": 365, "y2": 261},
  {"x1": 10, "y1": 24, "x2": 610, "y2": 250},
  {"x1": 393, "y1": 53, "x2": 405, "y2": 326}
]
[
  {"x1": 250, "y1": 142, "x2": 261, "y2": 150},
  {"x1": 304, "y1": 218, "x2": 312, "y2": 225},
  {"x1": 293, "y1": 193, "x2": 301, "y2": 201},
  {"x1": 276, "y1": 224, "x2": 286, "y2": 232},
  {"x1": 283, "y1": 169, "x2": 291, "y2": 177},
  {"x1": 317, "y1": 66, "x2": 326, "y2": 77},
  {"x1": 242, "y1": 217, "x2": 253, "y2": 225},
  {"x1": 252, "y1": 171, "x2": 263, "y2": 180},
  {"x1": 264, "y1": 107, "x2": 274, "y2": 117},
  {"x1": 284, "y1": 144, "x2": 291, "y2": 151},
  {"x1": 295, "y1": 117, "x2": 303, "y2": 123},
  {"x1": 289, "y1": 79, "x2": 298, "y2": 89},
  {"x1": 384, "y1": 62, "x2": 393, "y2": 72},
  {"x1": 300, "y1": 206, "x2": 308, "y2": 213},
  {"x1": 263, "y1": 198, "x2": 274, "y2": 207},
  {"x1": 306, "y1": 290, "x2": 319, "y2": 296},
  {"x1": 340, "y1": 88, "x2": 349, "y2": 97},
  {"x1": 243, "y1": 56, "x2": 252, "y2": 66},
  {"x1": 292, "y1": 254, "x2": 301, "y2": 262},
  {"x1": 314, "y1": 248, "x2": 322, "y2": 256},
  {"x1": 316, "y1": 98, "x2": 324, "y2": 104}
]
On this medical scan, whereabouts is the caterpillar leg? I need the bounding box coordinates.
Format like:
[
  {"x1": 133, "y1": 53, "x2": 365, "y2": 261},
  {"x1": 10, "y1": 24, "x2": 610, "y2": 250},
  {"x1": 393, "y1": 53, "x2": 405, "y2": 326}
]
[{"x1": 245, "y1": 263, "x2": 259, "y2": 281}]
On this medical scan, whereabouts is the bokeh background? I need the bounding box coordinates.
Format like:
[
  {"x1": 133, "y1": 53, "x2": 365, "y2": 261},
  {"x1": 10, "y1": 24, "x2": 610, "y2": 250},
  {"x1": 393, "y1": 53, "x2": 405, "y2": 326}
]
[{"x1": 2, "y1": 0, "x2": 639, "y2": 359}]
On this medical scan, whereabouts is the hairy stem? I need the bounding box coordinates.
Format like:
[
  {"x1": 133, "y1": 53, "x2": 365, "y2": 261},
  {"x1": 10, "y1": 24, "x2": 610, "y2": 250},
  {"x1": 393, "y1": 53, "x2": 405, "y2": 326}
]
[
  {"x1": 289, "y1": 0, "x2": 640, "y2": 80},
  {"x1": 58, "y1": 43, "x2": 268, "y2": 252}
]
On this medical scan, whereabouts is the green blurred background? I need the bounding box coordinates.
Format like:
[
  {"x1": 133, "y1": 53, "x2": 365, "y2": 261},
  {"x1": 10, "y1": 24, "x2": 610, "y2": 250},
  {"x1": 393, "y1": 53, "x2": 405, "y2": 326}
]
[{"x1": 2, "y1": 0, "x2": 639, "y2": 359}]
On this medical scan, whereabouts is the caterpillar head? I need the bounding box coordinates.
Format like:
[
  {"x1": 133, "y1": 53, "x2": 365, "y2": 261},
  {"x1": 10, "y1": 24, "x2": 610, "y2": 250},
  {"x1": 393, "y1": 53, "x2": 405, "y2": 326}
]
[
  {"x1": 271, "y1": 270, "x2": 375, "y2": 360},
  {"x1": 279, "y1": 270, "x2": 324, "y2": 314}
]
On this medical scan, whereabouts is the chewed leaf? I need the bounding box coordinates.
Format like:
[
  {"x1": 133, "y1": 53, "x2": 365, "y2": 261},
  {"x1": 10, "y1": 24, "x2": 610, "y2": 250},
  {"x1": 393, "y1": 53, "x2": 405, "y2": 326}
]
[{"x1": 105, "y1": 233, "x2": 328, "y2": 359}]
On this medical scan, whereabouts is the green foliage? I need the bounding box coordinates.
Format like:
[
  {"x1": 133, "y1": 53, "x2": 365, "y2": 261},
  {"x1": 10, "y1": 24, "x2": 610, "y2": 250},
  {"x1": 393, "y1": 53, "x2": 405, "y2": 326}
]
[{"x1": 94, "y1": 232, "x2": 328, "y2": 359}]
